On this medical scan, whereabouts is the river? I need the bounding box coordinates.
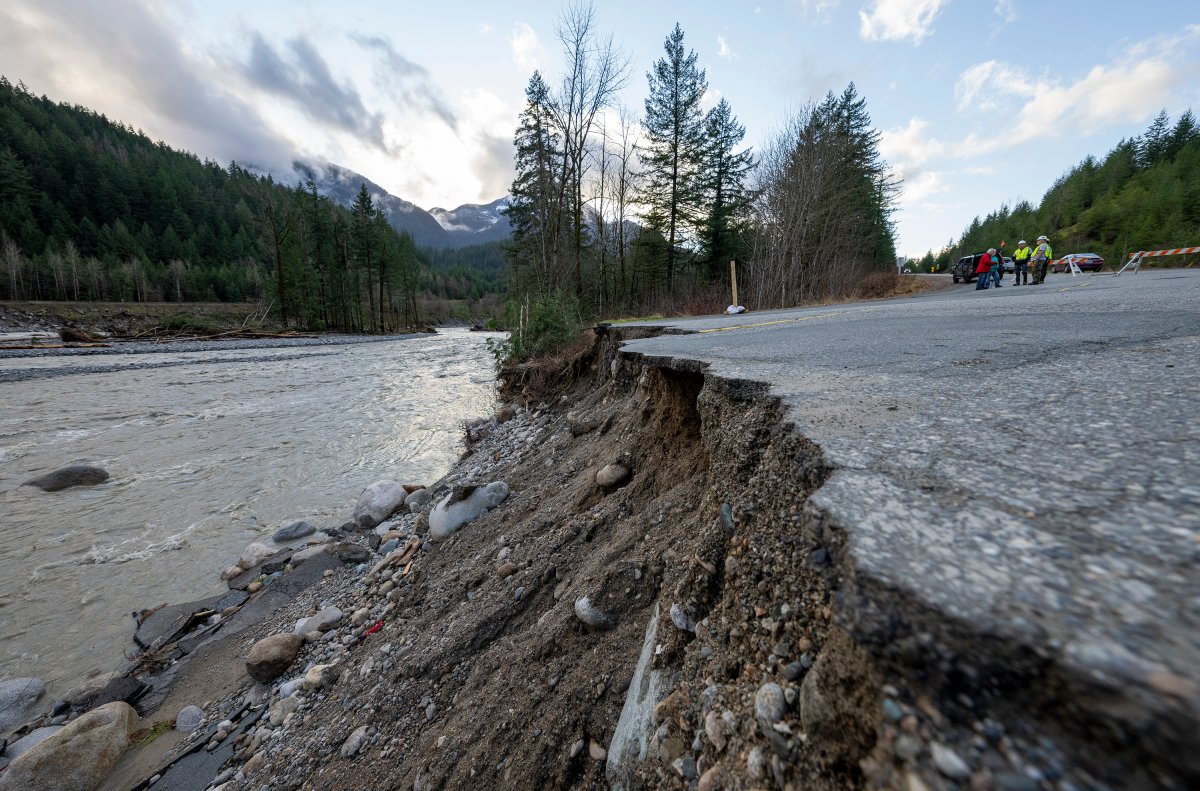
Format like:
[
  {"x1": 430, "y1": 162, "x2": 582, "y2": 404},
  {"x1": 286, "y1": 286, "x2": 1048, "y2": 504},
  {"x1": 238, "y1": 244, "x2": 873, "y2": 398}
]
[{"x1": 0, "y1": 330, "x2": 498, "y2": 700}]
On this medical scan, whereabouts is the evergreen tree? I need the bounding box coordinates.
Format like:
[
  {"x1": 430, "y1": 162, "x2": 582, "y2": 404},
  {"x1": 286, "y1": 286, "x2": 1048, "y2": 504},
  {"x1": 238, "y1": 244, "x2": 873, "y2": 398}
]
[
  {"x1": 641, "y1": 23, "x2": 708, "y2": 293},
  {"x1": 698, "y1": 98, "x2": 754, "y2": 277},
  {"x1": 504, "y1": 71, "x2": 563, "y2": 297}
]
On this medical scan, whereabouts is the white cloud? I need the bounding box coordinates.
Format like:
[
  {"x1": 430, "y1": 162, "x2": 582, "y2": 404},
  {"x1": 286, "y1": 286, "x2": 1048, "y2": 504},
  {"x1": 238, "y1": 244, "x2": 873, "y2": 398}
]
[
  {"x1": 717, "y1": 35, "x2": 736, "y2": 60},
  {"x1": 879, "y1": 118, "x2": 948, "y2": 203},
  {"x1": 797, "y1": 0, "x2": 843, "y2": 15},
  {"x1": 859, "y1": 0, "x2": 951, "y2": 44},
  {"x1": 510, "y1": 22, "x2": 542, "y2": 72},
  {"x1": 951, "y1": 33, "x2": 1196, "y2": 157},
  {"x1": 994, "y1": 0, "x2": 1017, "y2": 23}
]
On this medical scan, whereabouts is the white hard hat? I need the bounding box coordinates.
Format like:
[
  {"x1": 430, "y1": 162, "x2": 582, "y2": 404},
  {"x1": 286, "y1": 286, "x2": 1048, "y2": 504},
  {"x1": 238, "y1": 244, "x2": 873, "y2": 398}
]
[
  {"x1": 1018, "y1": 240, "x2": 1026, "y2": 245},
  {"x1": 1037, "y1": 235, "x2": 1048, "y2": 242}
]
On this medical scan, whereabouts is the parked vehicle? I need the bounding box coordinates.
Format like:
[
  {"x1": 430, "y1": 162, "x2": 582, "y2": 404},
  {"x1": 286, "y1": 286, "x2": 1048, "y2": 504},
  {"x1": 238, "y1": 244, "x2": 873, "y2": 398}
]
[
  {"x1": 1052, "y1": 253, "x2": 1105, "y2": 273},
  {"x1": 951, "y1": 253, "x2": 1014, "y2": 283}
]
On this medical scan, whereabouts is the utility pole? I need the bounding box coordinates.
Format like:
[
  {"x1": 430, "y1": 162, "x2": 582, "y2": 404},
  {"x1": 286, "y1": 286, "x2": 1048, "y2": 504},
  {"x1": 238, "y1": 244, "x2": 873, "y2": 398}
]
[{"x1": 730, "y1": 259, "x2": 738, "y2": 307}]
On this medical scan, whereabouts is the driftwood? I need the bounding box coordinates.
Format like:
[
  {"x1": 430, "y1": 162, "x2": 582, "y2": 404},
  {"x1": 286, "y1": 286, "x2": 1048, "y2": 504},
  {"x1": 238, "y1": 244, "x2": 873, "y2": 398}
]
[
  {"x1": 60, "y1": 327, "x2": 100, "y2": 343},
  {"x1": 0, "y1": 341, "x2": 110, "y2": 349}
]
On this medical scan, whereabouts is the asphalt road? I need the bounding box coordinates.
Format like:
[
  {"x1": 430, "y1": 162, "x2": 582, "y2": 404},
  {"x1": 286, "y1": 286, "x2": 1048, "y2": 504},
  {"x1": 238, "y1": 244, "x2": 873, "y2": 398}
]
[{"x1": 620, "y1": 270, "x2": 1200, "y2": 777}]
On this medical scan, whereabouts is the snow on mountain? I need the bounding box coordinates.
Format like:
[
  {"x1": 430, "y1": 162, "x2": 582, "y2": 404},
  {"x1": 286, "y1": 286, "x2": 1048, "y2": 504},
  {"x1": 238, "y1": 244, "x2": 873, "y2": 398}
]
[
  {"x1": 292, "y1": 160, "x2": 510, "y2": 249},
  {"x1": 429, "y1": 198, "x2": 511, "y2": 242}
]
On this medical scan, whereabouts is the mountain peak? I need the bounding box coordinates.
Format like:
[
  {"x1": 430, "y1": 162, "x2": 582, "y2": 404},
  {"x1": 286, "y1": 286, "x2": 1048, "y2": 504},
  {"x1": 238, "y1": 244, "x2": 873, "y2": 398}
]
[{"x1": 292, "y1": 160, "x2": 510, "y2": 248}]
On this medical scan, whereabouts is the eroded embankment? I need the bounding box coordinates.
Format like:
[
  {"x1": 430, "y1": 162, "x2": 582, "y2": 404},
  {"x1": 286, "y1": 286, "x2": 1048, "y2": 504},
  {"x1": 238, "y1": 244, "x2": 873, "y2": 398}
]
[{"x1": 116, "y1": 326, "x2": 1175, "y2": 791}]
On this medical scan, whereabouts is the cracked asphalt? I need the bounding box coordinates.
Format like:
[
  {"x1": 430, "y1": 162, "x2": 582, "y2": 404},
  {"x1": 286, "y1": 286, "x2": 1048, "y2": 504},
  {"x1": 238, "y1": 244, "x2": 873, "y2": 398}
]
[{"x1": 620, "y1": 269, "x2": 1200, "y2": 773}]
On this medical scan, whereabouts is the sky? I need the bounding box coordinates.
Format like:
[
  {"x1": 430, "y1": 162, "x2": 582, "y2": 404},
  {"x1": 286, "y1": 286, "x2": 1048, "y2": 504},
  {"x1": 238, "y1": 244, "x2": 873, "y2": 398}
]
[{"x1": 2, "y1": 0, "x2": 1198, "y2": 256}]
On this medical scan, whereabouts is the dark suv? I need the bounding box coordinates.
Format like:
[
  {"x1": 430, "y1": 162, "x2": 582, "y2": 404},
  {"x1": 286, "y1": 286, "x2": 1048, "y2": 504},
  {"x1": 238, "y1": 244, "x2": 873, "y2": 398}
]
[{"x1": 951, "y1": 253, "x2": 1013, "y2": 283}]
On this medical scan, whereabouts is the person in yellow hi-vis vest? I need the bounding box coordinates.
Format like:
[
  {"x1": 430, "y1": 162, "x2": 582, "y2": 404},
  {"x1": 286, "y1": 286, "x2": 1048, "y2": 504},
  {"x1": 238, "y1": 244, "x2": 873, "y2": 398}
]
[
  {"x1": 1012, "y1": 240, "x2": 1031, "y2": 285},
  {"x1": 1031, "y1": 235, "x2": 1053, "y2": 284}
]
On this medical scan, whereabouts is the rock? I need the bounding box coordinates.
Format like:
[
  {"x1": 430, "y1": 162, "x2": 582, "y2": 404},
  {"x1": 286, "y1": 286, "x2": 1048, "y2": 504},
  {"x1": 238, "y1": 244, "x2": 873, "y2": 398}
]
[
  {"x1": 930, "y1": 742, "x2": 970, "y2": 780},
  {"x1": 292, "y1": 545, "x2": 328, "y2": 566},
  {"x1": 63, "y1": 672, "x2": 120, "y2": 709},
  {"x1": 353, "y1": 480, "x2": 408, "y2": 528},
  {"x1": 595, "y1": 463, "x2": 630, "y2": 487},
  {"x1": 497, "y1": 562, "x2": 519, "y2": 578},
  {"x1": 573, "y1": 596, "x2": 614, "y2": 630},
  {"x1": 669, "y1": 603, "x2": 696, "y2": 632},
  {"x1": 0, "y1": 677, "x2": 44, "y2": 731},
  {"x1": 247, "y1": 581, "x2": 262, "y2": 594},
  {"x1": 327, "y1": 542, "x2": 371, "y2": 564},
  {"x1": 269, "y1": 695, "x2": 301, "y2": 727},
  {"x1": 378, "y1": 538, "x2": 400, "y2": 555},
  {"x1": 754, "y1": 683, "x2": 786, "y2": 723},
  {"x1": 272, "y1": 521, "x2": 315, "y2": 543},
  {"x1": 704, "y1": 710, "x2": 734, "y2": 752},
  {"x1": 428, "y1": 482, "x2": 509, "y2": 540},
  {"x1": 220, "y1": 565, "x2": 244, "y2": 581},
  {"x1": 22, "y1": 465, "x2": 109, "y2": 492},
  {"x1": 799, "y1": 667, "x2": 831, "y2": 738},
  {"x1": 588, "y1": 740, "x2": 607, "y2": 760},
  {"x1": 174, "y1": 705, "x2": 204, "y2": 733},
  {"x1": 698, "y1": 765, "x2": 724, "y2": 791},
  {"x1": 242, "y1": 751, "x2": 265, "y2": 775},
  {"x1": 245, "y1": 633, "x2": 304, "y2": 683},
  {"x1": 279, "y1": 679, "x2": 304, "y2": 699},
  {"x1": 238, "y1": 542, "x2": 275, "y2": 569},
  {"x1": 405, "y1": 489, "x2": 432, "y2": 513},
  {"x1": 88, "y1": 676, "x2": 146, "y2": 709},
  {"x1": 341, "y1": 725, "x2": 369, "y2": 758},
  {"x1": 351, "y1": 608, "x2": 370, "y2": 626},
  {"x1": 0, "y1": 701, "x2": 137, "y2": 791},
  {"x1": 569, "y1": 739, "x2": 585, "y2": 759},
  {"x1": 3, "y1": 726, "x2": 63, "y2": 761},
  {"x1": 606, "y1": 604, "x2": 665, "y2": 789},
  {"x1": 566, "y1": 412, "x2": 599, "y2": 436},
  {"x1": 302, "y1": 664, "x2": 339, "y2": 691}
]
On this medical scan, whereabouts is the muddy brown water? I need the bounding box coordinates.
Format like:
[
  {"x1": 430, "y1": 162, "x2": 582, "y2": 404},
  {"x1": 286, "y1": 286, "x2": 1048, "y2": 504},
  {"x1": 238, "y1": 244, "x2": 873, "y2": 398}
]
[{"x1": 0, "y1": 331, "x2": 497, "y2": 702}]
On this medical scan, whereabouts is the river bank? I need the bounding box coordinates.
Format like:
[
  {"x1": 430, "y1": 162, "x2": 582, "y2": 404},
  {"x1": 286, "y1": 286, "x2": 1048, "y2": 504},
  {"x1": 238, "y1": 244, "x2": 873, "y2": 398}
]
[
  {"x1": 0, "y1": 324, "x2": 1153, "y2": 791},
  {"x1": 3, "y1": 316, "x2": 1191, "y2": 790}
]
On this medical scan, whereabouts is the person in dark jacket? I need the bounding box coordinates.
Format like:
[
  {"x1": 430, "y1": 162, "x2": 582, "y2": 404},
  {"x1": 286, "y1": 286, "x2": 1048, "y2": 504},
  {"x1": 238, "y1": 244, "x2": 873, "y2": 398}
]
[{"x1": 974, "y1": 248, "x2": 1002, "y2": 290}]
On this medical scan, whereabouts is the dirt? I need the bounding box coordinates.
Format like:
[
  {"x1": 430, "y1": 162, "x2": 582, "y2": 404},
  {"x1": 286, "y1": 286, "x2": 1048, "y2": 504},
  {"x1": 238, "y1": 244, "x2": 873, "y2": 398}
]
[{"x1": 149, "y1": 326, "x2": 883, "y2": 791}]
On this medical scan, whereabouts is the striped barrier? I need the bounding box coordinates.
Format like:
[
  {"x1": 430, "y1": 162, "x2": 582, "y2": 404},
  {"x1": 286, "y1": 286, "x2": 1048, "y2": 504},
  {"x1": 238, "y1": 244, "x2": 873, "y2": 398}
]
[{"x1": 1116, "y1": 246, "x2": 1200, "y2": 276}]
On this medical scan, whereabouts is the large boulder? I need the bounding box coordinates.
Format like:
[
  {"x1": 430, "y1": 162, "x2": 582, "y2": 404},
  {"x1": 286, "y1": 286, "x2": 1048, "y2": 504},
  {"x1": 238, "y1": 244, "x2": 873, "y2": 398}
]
[
  {"x1": 0, "y1": 677, "x2": 45, "y2": 731},
  {"x1": 272, "y1": 520, "x2": 315, "y2": 543},
  {"x1": 22, "y1": 465, "x2": 109, "y2": 492},
  {"x1": 245, "y1": 633, "x2": 304, "y2": 683},
  {"x1": 353, "y1": 480, "x2": 408, "y2": 528},
  {"x1": 0, "y1": 701, "x2": 138, "y2": 791},
  {"x1": 238, "y1": 542, "x2": 275, "y2": 570},
  {"x1": 294, "y1": 606, "x2": 344, "y2": 635},
  {"x1": 428, "y1": 482, "x2": 509, "y2": 540}
]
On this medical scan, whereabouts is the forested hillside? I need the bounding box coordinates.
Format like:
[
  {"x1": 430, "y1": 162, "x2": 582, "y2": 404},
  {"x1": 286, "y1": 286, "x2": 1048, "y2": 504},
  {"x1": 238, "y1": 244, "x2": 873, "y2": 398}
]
[
  {"x1": 916, "y1": 110, "x2": 1200, "y2": 271},
  {"x1": 0, "y1": 77, "x2": 503, "y2": 329}
]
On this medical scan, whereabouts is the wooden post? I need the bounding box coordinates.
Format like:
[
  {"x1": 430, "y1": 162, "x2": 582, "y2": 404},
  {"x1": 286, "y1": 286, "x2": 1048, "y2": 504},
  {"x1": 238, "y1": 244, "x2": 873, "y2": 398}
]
[{"x1": 730, "y1": 260, "x2": 738, "y2": 308}]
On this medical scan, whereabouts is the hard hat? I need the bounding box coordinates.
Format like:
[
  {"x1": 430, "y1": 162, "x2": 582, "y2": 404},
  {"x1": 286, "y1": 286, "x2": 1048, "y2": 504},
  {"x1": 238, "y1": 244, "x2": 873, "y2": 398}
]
[
  {"x1": 1037, "y1": 235, "x2": 1048, "y2": 242},
  {"x1": 1018, "y1": 240, "x2": 1026, "y2": 245}
]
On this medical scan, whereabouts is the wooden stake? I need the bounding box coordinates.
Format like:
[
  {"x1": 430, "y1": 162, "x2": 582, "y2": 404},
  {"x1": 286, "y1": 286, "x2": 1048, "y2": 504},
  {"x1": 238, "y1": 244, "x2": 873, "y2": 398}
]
[{"x1": 730, "y1": 260, "x2": 738, "y2": 308}]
